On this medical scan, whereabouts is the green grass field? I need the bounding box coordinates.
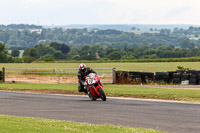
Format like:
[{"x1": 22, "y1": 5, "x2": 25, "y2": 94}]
[
  {"x1": 0, "y1": 115, "x2": 162, "y2": 133},
  {"x1": 19, "y1": 50, "x2": 24, "y2": 58},
  {"x1": 0, "y1": 83, "x2": 200, "y2": 102},
  {"x1": 1, "y1": 62, "x2": 200, "y2": 72}
]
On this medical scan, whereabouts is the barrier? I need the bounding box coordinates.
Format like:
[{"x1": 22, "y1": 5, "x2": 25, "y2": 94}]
[
  {"x1": 115, "y1": 69, "x2": 200, "y2": 85},
  {"x1": 4, "y1": 68, "x2": 113, "y2": 84},
  {"x1": 4, "y1": 67, "x2": 200, "y2": 85}
]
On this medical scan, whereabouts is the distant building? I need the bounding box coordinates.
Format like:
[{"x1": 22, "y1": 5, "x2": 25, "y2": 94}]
[
  {"x1": 38, "y1": 40, "x2": 47, "y2": 43},
  {"x1": 30, "y1": 29, "x2": 42, "y2": 34},
  {"x1": 96, "y1": 52, "x2": 100, "y2": 59}
]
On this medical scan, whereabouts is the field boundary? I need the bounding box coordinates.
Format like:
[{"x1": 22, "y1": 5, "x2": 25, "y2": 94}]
[{"x1": 5, "y1": 68, "x2": 114, "y2": 84}]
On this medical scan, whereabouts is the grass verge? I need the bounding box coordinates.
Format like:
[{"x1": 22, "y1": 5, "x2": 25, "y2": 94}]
[
  {"x1": 0, "y1": 83, "x2": 200, "y2": 102},
  {"x1": 0, "y1": 115, "x2": 162, "y2": 133},
  {"x1": 1, "y1": 62, "x2": 200, "y2": 72}
]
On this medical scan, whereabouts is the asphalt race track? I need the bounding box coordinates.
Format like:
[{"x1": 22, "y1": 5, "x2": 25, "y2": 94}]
[{"x1": 0, "y1": 91, "x2": 200, "y2": 133}]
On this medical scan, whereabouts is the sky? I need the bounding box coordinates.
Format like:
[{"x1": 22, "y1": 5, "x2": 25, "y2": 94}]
[{"x1": 0, "y1": 0, "x2": 200, "y2": 25}]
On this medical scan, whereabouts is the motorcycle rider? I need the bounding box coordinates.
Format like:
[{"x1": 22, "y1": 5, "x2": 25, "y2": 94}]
[{"x1": 77, "y1": 63, "x2": 97, "y2": 94}]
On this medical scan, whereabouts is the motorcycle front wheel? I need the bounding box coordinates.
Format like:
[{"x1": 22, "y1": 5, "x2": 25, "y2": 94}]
[{"x1": 98, "y1": 87, "x2": 106, "y2": 101}]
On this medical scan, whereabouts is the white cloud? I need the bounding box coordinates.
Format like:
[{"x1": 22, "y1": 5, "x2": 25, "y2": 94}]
[
  {"x1": 95, "y1": 0, "x2": 200, "y2": 24},
  {"x1": 0, "y1": 0, "x2": 200, "y2": 25}
]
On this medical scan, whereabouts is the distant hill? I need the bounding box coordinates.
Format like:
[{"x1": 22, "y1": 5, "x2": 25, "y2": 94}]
[
  {"x1": 0, "y1": 24, "x2": 42, "y2": 29},
  {"x1": 43, "y1": 24, "x2": 200, "y2": 31},
  {"x1": 1, "y1": 24, "x2": 200, "y2": 49}
]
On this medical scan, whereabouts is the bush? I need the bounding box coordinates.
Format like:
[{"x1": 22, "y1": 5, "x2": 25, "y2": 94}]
[
  {"x1": 177, "y1": 66, "x2": 190, "y2": 71},
  {"x1": 22, "y1": 56, "x2": 35, "y2": 63},
  {"x1": 41, "y1": 54, "x2": 55, "y2": 61},
  {"x1": 13, "y1": 58, "x2": 22, "y2": 63}
]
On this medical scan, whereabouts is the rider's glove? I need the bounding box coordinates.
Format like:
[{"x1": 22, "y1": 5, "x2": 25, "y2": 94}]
[{"x1": 83, "y1": 82, "x2": 87, "y2": 86}]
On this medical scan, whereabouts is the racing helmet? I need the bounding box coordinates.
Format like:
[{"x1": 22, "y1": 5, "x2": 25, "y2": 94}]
[{"x1": 79, "y1": 63, "x2": 87, "y2": 72}]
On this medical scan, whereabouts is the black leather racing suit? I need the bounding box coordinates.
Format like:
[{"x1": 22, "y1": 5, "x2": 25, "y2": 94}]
[{"x1": 77, "y1": 67, "x2": 97, "y2": 93}]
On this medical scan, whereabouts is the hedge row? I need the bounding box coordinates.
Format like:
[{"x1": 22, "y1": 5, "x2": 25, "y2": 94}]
[{"x1": 33, "y1": 57, "x2": 200, "y2": 63}]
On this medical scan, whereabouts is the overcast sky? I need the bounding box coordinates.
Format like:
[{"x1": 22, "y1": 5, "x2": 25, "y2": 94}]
[{"x1": 0, "y1": 0, "x2": 200, "y2": 25}]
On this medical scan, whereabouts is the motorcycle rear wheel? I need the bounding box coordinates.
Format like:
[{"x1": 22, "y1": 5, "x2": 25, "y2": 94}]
[{"x1": 98, "y1": 87, "x2": 106, "y2": 101}]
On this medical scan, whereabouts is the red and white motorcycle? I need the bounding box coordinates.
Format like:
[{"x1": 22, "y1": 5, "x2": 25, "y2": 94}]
[{"x1": 85, "y1": 73, "x2": 106, "y2": 101}]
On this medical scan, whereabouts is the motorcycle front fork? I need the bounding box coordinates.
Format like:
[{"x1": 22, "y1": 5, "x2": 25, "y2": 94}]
[{"x1": 86, "y1": 85, "x2": 91, "y2": 94}]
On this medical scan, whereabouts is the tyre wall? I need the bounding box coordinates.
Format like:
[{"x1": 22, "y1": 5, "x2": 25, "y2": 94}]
[{"x1": 115, "y1": 69, "x2": 200, "y2": 85}]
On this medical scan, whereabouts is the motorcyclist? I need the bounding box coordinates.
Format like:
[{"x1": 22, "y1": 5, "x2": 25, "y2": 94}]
[{"x1": 77, "y1": 63, "x2": 97, "y2": 94}]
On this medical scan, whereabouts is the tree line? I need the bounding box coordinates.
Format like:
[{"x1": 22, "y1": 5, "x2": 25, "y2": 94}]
[
  {"x1": 0, "y1": 24, "x2": 200, "y2": 49},
  {"x1": 0, "y1": 24, "x2": 200, "y2": 62},
  {"x1": 3, "y1": 41, "x2": 200, "y2": 63},
  {"x1": 0, "y1": 24, "x2": 42, "y2": 29}
]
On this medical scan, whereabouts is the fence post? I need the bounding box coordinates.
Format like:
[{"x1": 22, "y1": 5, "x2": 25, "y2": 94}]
[
  {"x1": 2, "y1": 67, "x2": 5, "y2": 82},
  {"x1": 112, "y1": 68, "x2": 116, "y2": 84}
]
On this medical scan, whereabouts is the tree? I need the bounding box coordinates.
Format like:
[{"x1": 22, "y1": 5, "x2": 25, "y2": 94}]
[
  {"x1": 26, "y1": 48, "x2": 38, "y2": 58},
  {"x1": 53, "y1": 51, "x2": 66, "y2": 59},
  {"x1": 131, "y1": 27, "x2": 136, "y2": 30},
  {"x1": 41, "y1": 54, "x2": 55, "y2": 61},
  {"x1": 90, "y1": 44, "x2": 105, "y2": 58},
  {"x1": 0, "y1": 31, "x2": 6, "y2": 42},
  {"x1": 160, "y1": 29, "x2": 171, "y2": 35},
  {"x1": 60, "y1": 44, "x2": 70, "y2": 54},
  {"x1": 67, "y1": 48, "x2": 79, "y2": 59},
  {"x1": 80, "y1": 54, "x2": 96, "y2": 60},
  {"x1": 11, "y1": 49, "x2": 20, "y2": 57},
  {"x1": 105, "y1": 47, "x2": 119, "y2": 55},
  {"x1": 107, "y1": 51, "x2": 121, "y2": 60},
  {"x1": 8, "y1": 34, "x2": 18, "y2": 45},
  {"x1": 179, "y1": 40, "x2": 195, "y2": 49},
  {"x1": 22, "y1": 56, "x2": 34, "y2": 63},
  {"x1": 0, "y1": 42, "x2": 8, "y2": 62},
  {"x1": 35, "y1": 43, "x2": 57, "y2": 58},
  {"x1": 121, "y1": 54, "x2": 135, "y2": 59},
  {"x1": 49, "y1": 42, "x2": 70, "y2": 54},
  {"x1": 50, "y1": 42, "x2": 62, "y2": 50},
  {"x1": 188, "y1": 26, "x2": 194, "y2": 31}
]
